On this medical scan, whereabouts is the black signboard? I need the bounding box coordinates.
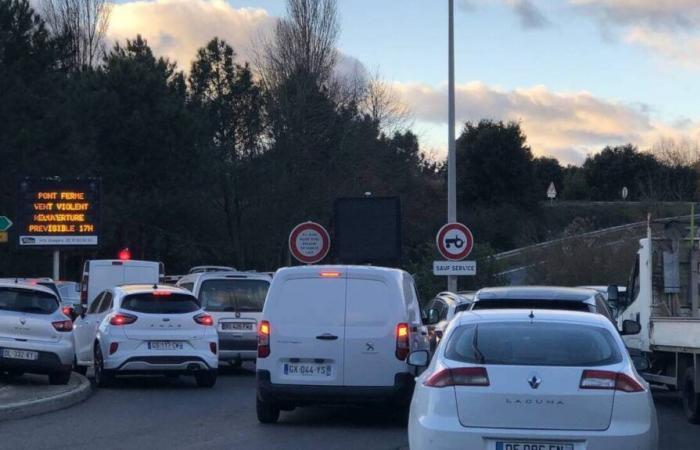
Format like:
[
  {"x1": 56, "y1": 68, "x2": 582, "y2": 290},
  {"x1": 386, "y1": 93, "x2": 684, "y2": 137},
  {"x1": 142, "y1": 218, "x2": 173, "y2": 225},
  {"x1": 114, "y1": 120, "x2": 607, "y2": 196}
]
[
  {"x1": 334, "y1": 197, "x2": 401, "y2": 264},
  {"x1": 16, "y1": 177, "x2": 101, "y2": 248}
]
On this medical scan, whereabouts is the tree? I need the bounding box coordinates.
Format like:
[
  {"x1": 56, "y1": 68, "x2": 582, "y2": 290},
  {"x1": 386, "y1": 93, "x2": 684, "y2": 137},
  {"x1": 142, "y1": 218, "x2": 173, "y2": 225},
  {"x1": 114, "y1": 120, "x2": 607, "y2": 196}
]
[
  {"x1": 189, "y1": 38, "x2": 264, "y2": 266},
  {"x1": 39, "y1": 0, "x2": 112, "y2": 69}
]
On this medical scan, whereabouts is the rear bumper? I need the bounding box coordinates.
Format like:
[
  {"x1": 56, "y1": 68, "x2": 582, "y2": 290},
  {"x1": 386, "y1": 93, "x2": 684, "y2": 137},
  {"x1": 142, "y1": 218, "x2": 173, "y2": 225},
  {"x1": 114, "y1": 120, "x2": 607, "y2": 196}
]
[
  {"x1": 0, "y1": 346, "x2": 72, "y2": 374},
  {"x1": 219, "y1": 336, "x2": 257, "y2": 362},
  {"x1": 106, "y1": 355, "x2": 218, "y2": 373},
  {"x1": 256, "y1": 370, "x2": 414, "y2": 406}
]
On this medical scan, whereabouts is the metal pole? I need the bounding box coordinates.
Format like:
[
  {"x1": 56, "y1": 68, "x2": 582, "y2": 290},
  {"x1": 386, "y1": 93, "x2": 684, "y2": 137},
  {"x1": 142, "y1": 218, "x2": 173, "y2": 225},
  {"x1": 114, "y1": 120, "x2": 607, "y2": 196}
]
[
  {"x1": 447, "y1": 0, "x2": 458, "y2": 293},
  {"x1": 53, "y1": 250, "x2": 60, "y2": 280}
]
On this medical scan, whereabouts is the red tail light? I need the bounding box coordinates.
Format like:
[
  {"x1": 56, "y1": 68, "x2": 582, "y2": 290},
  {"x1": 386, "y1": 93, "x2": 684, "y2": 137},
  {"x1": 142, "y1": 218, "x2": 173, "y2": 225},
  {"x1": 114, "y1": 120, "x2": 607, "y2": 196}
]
[
  {"x1": 109, "y1": 342, "x2": 119, "y2": 355},
  {"x1": 580, "y1": 370, "x2": 645, "y2": 393},
  {"x1": 152, "y1": 291, "x2": 172, "y2": 297},
  {"x1": 52, "y1": 320, "x2": 74, "y2": 332},
  {"x1": 109, "y1": 313, "x2": 137, "y2": 326},
  {"x1": 194, "y1": 313, "x2": 214, "y2": 326},
  {"x1": 395, "y1": 323, "x2": 410, "y2": 360},
  {"x1": 62, "y1": 306, "x2": 73, "y2": 317},
  {"x1": 424, "y1": 367, "x2": 490, "y2": 387},
  {"x1": 258, "y1": 320, "x2": 271, "y2": 358},
  {"x1": 210, "y1": 342, "x2": 217, "y2": 354}
]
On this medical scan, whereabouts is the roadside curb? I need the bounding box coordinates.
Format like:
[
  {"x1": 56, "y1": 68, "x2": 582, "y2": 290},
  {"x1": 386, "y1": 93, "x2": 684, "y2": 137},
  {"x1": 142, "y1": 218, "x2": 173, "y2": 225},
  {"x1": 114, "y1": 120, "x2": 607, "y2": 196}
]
[{"x1": 0, "y1": 374, "x2": 92, "y2": 421}]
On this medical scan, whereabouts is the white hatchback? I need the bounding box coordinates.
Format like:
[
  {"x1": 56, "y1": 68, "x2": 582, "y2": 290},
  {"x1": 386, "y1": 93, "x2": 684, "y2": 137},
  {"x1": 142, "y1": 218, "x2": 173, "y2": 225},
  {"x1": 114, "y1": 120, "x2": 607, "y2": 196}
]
[
  {"x1": 73, "y1": 285, "x2": 218, "y2": 388},
  {"x1": 408, "y1": 309, "x2": 658, "y2": 450}
]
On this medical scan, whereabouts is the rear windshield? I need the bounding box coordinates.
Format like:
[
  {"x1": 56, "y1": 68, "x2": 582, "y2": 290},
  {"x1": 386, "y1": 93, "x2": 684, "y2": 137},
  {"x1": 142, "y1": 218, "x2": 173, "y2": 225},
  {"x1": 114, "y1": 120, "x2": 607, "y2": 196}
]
[
  {"x1": 454, "y1": 303, "x2": 471, "y2": 314},
  {"x1": 472, "y1": 299, "x2": 591, "y2": 312},
  {"x1": 121, "y1": 293, "x2": 200, "y2": 314},
  {"x1": 0, "y1": 288, "x2": 59, "y2": 314},
  {"x1": 198, "y1": 279, "x2": 269, "y2": 313},
  {"x1": 445, "y1": 322, "x2": 621, "y2": 367}
]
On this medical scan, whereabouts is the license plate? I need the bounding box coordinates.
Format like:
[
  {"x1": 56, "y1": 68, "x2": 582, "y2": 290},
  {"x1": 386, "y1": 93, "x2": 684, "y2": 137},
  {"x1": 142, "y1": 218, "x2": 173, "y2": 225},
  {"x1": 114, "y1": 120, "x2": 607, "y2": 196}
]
[
  {"x1": 148, "y1": 341, "x2": 184, "y2": 350},
  {"x1": 222, "y1": 322, "x2": 254, "y2": 331},
  {"x1": 283, "y1": 363, "x2": 333, "y2": 377},
  {"x1": 496, "y1": 443, "x2": 574, "y2": 450},
  {"x1": 2, "y1": 348, "x2": 39, "y2": 361}
]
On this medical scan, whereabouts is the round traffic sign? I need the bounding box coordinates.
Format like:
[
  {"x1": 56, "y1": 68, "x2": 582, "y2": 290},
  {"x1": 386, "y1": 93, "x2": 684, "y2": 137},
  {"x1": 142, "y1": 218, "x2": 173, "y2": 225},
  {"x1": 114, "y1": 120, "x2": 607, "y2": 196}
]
[
  {"x1": 436, "y1": 223, "x2": 474, "y2": 261},
  {"x1": 289, "y1": 222, "x2": 331, "y2": 264}
]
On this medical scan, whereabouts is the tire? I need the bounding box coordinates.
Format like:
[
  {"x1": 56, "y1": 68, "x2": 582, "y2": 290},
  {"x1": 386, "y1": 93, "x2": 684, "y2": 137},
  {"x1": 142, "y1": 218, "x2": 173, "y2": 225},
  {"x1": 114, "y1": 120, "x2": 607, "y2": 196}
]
[
  {"x1": 195, "y1": 370, "x2": 217, "y2": 388},
  {"x1": 682, "y1": 367, "x2": 700, "y2": 424},
  {"x1": 93, "y1": 345, "x2": 114, "y2": 388},
  {"x1": 256, "y1": 396, "x2": 280, "y2": 424},
  {"x1": 49, "y1": 370, "x2": 71, "y2": 385}
]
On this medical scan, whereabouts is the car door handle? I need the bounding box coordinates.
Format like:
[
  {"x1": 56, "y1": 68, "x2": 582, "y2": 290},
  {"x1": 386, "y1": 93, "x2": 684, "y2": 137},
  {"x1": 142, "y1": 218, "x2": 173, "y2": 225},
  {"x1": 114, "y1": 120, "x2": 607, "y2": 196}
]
[{"x1": 316, "y1": 334, "x2": 338, "y2": 341}]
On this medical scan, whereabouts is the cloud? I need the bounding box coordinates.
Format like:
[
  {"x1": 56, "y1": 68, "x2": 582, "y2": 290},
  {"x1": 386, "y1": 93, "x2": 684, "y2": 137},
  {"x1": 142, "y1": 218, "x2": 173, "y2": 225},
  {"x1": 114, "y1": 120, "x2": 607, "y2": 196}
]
[
  {"x1": 507, "y1": 0, "x2": 551, "y2": 29},
  {"x1": 393, "y1": 81, "x2": 700, "y2": 164},
  {"x1": 108, "y1": 0, "x2": 276, "y2": 69}
]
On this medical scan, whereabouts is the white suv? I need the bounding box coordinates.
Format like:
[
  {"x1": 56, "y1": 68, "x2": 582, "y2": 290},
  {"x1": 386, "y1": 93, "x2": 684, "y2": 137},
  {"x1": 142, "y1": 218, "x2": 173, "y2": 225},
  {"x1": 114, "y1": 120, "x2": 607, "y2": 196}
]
[
  {"x1": 177, "y1": 271, "x2": 271, "y2": 367},
  {"x1": 0, "y1": 281, "x2": 74, "y2": 384},
  {"x1": 73, "y1": 285, "x2": 219, "y2": 388}
]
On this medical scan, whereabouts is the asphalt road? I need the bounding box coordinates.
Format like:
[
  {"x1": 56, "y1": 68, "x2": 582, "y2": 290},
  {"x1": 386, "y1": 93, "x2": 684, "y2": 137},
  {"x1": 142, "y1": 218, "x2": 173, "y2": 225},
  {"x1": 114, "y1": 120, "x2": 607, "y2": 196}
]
[{"x1": 0, "y1": 365, "x2": 696, "y2": 450}]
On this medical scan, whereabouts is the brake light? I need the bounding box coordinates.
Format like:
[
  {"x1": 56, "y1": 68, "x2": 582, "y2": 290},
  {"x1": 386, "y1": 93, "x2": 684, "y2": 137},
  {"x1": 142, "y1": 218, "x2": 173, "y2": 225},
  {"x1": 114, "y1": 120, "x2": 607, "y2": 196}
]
[
  {"x1": 580, "y1": 370, "x2": 645, "y2": 393},
  {"x1": 109, "y1": 342, "x2": 119, "y2": 355},
  {"x1": 210, "y1": 342, "x2": 217, "y2": 354},
  {"x1": 52, "y1": 320, "x2": 74, "y2": 332},
  {"x1": 109, "y1": 313, "x2": 137, "y2": 326},
  {"x1": 395, "y1": 323, "x2": 410, "y2": 360},
  {"x1": 320, "y1": 272, "x2": 341, "y2": 278},
  {"x1": 424, "y1": 367, "x2": 490, "y2": 387},
  {"x1": 258, "y1": 320, "x2": 271, "y2": 358},
  {"x1": 194, "y1": 313, "x2": 214, "y2": 326},
  {"x1": 62, "y1": 306, "x2": 73, "y2": 317},
  {"x1": 152, "y1": 291, "x2": 172, "y2": 297},
  {"x1": 118, "y1": 248, "x2": 131, "y2": 261}
]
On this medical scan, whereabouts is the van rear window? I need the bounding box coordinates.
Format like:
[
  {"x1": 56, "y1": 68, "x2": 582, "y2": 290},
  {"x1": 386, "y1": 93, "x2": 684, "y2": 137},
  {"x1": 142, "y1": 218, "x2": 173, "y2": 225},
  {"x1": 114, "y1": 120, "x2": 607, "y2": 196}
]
[
  {"x1": 471, "y1": 299, "x2": 591, "y2": 312},
  {"x1": 199, "y1": 279, "x2": 269, "y2": 313},
  {"x1": 0, "y1": 288, "x2": 59, "y2": 314},
  {"x1": 121, "y1": 293, "x2": 200, "y2": 314}
]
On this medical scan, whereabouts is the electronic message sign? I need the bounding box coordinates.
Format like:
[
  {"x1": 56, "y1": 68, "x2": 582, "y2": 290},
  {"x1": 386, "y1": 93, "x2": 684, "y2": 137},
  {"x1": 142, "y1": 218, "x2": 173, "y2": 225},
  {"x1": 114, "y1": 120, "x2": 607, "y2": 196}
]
[{"x1": 17, "y1": 178, "x2": 101, "y2": 247}]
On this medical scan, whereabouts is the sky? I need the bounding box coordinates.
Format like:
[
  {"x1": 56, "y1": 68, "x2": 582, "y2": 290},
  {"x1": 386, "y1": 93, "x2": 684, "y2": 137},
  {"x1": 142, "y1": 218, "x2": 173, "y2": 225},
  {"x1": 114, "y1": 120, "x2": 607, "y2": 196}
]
[{"x1": 105, "y1": 0, "x2": 700, "y2": 164}]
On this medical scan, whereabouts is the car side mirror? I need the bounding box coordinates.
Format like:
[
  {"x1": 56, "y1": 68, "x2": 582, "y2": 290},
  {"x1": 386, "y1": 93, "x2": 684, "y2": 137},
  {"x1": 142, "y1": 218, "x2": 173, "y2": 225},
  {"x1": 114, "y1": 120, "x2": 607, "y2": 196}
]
[
  {"x1": 424, "y1": 308, "x2": 440, "y2": 325},
  {"x1": 408, "y1": 350, "x2": 429, "y2": 367},
  {"x1": 620, "y1": 319, "x2": 641, "y2": 336}
]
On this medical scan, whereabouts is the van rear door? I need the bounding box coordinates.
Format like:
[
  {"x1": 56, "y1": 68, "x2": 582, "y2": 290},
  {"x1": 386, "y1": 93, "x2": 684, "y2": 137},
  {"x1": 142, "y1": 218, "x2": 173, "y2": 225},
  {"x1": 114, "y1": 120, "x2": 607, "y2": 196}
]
[
  {"x1": 343, "y1": 270, "x2": 400, "y2": 387},
  {"x1": 123, "y1": 262, "x2": 159, "y2": 284},
  {"x1": 268, "y1": 271, "x2": 346, "y2": 386},
  {"x1": 87, "y1": 262, "x2": 123, "y2": 306}
]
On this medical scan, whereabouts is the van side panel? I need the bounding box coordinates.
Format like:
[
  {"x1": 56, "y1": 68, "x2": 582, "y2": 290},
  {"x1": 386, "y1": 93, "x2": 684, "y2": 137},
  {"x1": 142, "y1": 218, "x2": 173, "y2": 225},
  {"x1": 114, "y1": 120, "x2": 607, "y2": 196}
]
[
  {"x1": 87, "y1": 264, "x2": 123, "y2": 306},
  {"x1": 267, "y1": 275, "x2": 346, "y2": 386},
  {"x1": 343, "y1": 275, "x2": 404, "y2": 387}
]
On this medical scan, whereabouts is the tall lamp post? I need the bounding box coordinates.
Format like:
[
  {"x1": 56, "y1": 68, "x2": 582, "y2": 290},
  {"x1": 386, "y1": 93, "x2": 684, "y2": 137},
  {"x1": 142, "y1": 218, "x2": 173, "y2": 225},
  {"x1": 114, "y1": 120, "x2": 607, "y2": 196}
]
[{"x1": 447, "y1": 0, "x2": 458, "y2": 293}]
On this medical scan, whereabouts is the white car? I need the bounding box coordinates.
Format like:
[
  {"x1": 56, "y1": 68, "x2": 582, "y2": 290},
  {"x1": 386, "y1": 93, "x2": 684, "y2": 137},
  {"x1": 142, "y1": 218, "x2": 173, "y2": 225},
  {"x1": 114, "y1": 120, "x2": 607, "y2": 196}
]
[
  {"x1": 73, "y1": 285, "x2": 218, "y2": 388},
  {"x1": 177, "y1": 271, "x2": 271, "y2": 367},
  {"x1": 424, "y1": 291, "x2": 474, "y2": 353},
  {"x1": 0, "y1": 281, "x2": 74, "y2": 384},
  {"x1": 408, "y1": 309, "x2": 658, "y2": 450},
  {"x1": 256, "y1": 265, "x2": 428, "y2": 423}
]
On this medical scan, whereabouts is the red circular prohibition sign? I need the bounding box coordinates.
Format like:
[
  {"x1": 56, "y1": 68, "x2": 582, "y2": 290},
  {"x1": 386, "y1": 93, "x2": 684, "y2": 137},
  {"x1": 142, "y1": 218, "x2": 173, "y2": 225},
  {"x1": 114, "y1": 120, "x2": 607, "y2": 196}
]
[
  {"x1": 436, "y1": 222, "x2": 474, "y2": 261},
  {"x1": 289, "y1": 222, "x2": 331, "y2": 264}
]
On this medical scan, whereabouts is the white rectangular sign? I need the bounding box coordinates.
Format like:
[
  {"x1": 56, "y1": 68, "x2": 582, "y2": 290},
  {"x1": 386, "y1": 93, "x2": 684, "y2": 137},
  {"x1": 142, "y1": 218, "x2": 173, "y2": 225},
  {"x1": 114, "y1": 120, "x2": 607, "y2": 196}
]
[
  {"x1": 19, "y1": 235, "x2": 98, "y2": 246},
  {"x1": 433, "y1": 260, "x2": 476, "y2": 276}
]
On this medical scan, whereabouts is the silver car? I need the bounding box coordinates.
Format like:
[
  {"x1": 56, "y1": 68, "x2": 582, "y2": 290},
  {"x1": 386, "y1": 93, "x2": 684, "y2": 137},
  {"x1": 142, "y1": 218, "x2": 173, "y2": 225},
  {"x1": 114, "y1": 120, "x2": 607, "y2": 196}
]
[{"x1": 0, "y1": 281, "x2": 75, "y2": 384}]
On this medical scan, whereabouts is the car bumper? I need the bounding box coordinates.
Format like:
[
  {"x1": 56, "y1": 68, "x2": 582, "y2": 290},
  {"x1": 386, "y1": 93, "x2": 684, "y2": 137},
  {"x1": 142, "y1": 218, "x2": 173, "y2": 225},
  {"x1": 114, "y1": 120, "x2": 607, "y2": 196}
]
[
  {"x1": 409, "y1": 413, "x2": 658, "y2": 450},
  {"x1": 256, "y1": 370, "x2": 414, "y2": 406},
  {"x1": 105, "y1": 354, "x2": 218, "y2": 373},
  {"x1": 219, "y1": 335, "x2": 257, "y2": 362},
  {"x1": 0, "y1": 343, "x2": 73, "y2": 374}
]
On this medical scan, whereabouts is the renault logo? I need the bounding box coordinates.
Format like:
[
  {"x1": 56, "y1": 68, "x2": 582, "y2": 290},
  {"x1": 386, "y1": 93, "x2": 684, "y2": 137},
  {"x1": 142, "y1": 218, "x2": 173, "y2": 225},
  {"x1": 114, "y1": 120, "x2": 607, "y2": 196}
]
[{"x1": 528, "y1": 376, "x2": 542, "y2": 389}]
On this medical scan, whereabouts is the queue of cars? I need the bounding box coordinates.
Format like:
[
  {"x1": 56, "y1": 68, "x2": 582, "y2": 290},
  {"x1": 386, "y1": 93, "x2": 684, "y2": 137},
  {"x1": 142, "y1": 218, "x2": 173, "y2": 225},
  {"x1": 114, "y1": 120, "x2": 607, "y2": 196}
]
[{"x1": 0, "y1": 261, "x2": 660, "y2": 449}]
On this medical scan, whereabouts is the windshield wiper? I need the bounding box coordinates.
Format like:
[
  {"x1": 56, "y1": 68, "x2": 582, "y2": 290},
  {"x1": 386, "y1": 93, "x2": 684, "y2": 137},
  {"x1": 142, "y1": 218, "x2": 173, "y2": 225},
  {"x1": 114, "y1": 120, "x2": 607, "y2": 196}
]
[{"x1": 472, "y1": 325, "x2": 486, "y2": 364}]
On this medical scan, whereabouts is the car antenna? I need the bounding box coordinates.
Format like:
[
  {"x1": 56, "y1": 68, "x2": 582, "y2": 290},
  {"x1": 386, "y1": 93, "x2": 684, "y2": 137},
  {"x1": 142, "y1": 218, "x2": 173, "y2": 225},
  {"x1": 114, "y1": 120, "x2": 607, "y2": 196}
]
[
  {"x1": 529, "y1": 310, "x2": 535, "y2": 321},
  {"x1": 153, "y1": 283, "x2": 158, "y2": 289}
]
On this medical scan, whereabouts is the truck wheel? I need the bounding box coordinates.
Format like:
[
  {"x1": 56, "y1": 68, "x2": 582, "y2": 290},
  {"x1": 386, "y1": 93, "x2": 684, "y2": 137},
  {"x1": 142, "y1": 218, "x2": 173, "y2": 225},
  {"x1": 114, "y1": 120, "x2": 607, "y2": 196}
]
[
  {"x1": 49, "y1": 371, "x2": 71, "y2": 385},
  {"x1": 682, "y1": 367, "x2": 700, "y2": 424},
  {"x1": 256, "y1": 397, "x2": 280, "y2": 424}
]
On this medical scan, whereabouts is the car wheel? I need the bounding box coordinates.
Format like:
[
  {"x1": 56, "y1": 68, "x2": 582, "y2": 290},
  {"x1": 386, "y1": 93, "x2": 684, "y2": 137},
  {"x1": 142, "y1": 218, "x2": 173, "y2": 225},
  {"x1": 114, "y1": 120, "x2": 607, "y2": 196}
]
[
  {"x1": 73, "y1": 357, "x2": 87, "y2": 376},
  {"x1": 94, "y1": 345, "x2": 114, "y2": 388},
  {"x1": 49, "y1": 370, "x2": 71, "y2": 385},
  {"x1": 195, "y1": 370, "x2": 217, "y2": 388},
  {"x1": 256, "y1": 396, "x2": 280, "y2": 424},
  {"x1": 682, "y1": 367, "x2": 700, "y2": 424}
]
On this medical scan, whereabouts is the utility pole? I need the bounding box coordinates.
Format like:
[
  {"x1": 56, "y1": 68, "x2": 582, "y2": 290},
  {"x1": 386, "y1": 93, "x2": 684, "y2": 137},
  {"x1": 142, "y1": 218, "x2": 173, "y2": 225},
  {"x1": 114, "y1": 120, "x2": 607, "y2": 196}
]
[{"x1": 447, "y1": 0, "x2": 458, "y2": 293}]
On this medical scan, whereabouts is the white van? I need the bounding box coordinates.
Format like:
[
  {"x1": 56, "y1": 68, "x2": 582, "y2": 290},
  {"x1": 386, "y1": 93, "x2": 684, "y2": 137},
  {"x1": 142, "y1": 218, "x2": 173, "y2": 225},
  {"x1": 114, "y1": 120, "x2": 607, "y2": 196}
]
[
  {"x1": 255, "y1": 265, "x2": 428, "y2": 423},
  {"x1": 80, "y1": 260, "x2": 163, "y2": 308},
  {"x1": 177, "y1": 271, "x2": 272, "y2": 367}
]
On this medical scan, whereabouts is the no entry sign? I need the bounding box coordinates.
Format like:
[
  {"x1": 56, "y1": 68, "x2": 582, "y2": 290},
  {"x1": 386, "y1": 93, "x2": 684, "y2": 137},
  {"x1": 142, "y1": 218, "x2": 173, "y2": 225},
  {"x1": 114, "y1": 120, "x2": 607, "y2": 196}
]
[
  {"x1": 436, "y1": 222, "x2": 474, "y2": 261},
  {"x1": 289, "y1": 222, "x2": 331, "y2": 264}
]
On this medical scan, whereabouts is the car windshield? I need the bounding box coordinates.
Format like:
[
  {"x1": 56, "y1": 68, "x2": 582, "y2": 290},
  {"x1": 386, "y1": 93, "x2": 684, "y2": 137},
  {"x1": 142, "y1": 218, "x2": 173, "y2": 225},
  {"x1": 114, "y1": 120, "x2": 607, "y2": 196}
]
[
  {"x1": 0, "y1": 287, "x2": 59, "y2": 314},
  {"x1": 199, "y1": 279, "x2": 269, "y2": 313},
  {"x1": 121, "y1": 293, "x2": 200, "y2": 314},
  {"x1": 472, "y1": 299, "x2": 591, "y2": 312},
  {"x1": 445, "y1": 321, "x2": 621, "y2": 367}
]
